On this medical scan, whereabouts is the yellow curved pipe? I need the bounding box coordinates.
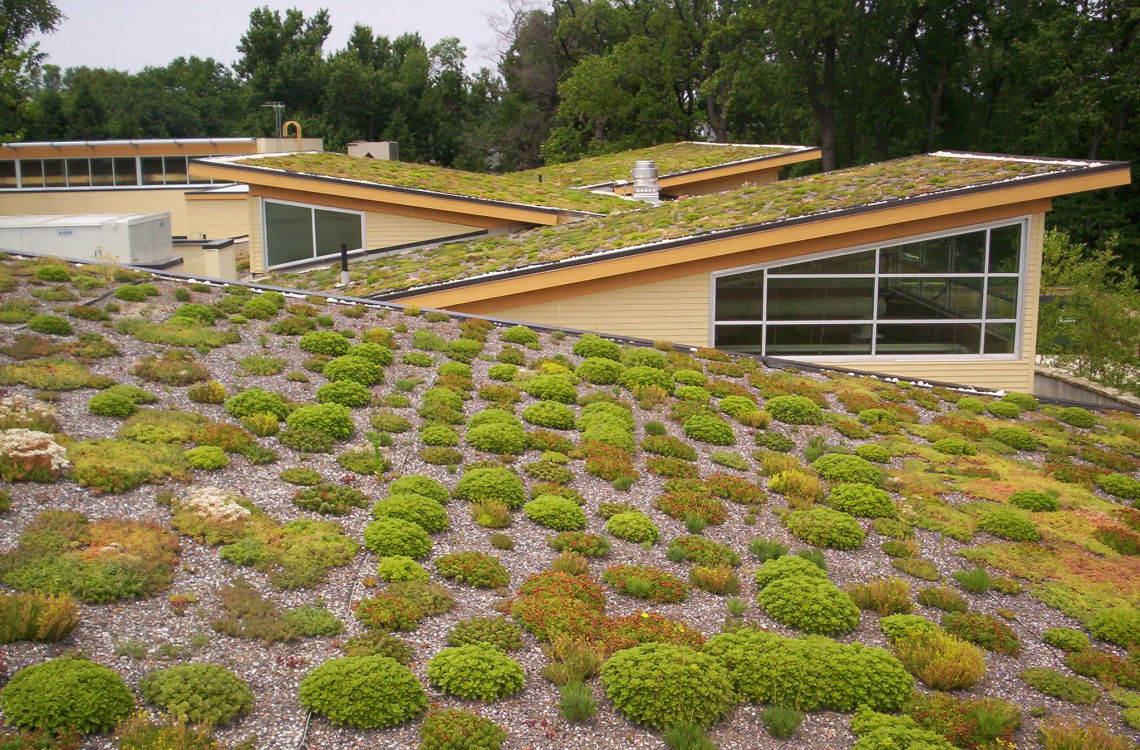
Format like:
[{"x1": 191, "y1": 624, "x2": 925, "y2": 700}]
[{"x1": 282, "y1": 121, "x2": 302, "y2": 139}]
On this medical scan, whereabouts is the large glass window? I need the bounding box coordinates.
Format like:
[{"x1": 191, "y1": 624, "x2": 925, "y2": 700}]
[
  {"x1": 263, "y1": 200, "x2": 364, "y2": 269},
  {"x1": 0, "y1": 161, "x2": 15, "y2": 188},
  {"x1": 712, "y1": 222, "x2": 1024, "y2": 358}
]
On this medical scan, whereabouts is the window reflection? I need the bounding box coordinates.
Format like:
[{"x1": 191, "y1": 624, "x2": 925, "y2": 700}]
[{"x1": 713, "y1": 223, "x2": 1023, "y2": 357}]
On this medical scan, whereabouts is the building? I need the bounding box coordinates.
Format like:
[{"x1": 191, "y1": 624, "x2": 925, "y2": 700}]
[
  {"x1": 0, "y1": 136, "x2": 322, "y2": 277},
  {"x1": 246, "y1": 151, "x2": 1130, "y2": 393},
  {"x1": 187, "y1": 143, "x2": 820, "y2": 276}
]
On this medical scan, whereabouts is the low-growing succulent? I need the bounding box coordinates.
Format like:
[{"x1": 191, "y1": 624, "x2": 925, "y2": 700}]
[{"x1": 427, "y1": 644, "x2": 525, "y2": 701}]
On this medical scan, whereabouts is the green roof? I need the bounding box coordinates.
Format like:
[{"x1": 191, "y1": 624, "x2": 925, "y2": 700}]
[
  {"x1": 230, "y1": 152, "x2": 633, "y2": 215},
  {"x1": 511, "y1": 142, "x2": 812, "y2": 188},
  {"x1": 260, "y1": 153, "x2": 1118, "y2": 297}
]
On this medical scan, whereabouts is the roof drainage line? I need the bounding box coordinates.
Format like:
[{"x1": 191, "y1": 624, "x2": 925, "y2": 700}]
[
  {"x1": 294, "y1": 711, "x2": 312, "y2": 750},
  {"x1": 8, "y1": 250, "x2": 1133, "y2": 413},
  {"x1": 363, "y1": 159, "x2": 1131, "y2": 301}
]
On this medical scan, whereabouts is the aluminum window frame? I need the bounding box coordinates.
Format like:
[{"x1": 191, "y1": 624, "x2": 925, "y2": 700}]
[
  {"x1": 709, "y1": 216, "x2": 1029, "y2": 362},
  {"x1": 3, "y1": 156, "x2": 223, "y2": 189},
  {"x1": 260, "y1": 197, "x2": 366, "y2": 271}
]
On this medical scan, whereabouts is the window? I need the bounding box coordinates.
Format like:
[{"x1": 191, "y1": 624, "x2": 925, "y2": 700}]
[
  {"x1": 0, "y1": 161, "x2": 14, "y2": 188},
  {"x1": 712, "y1": 221, "x2": 1025, "y2": 358},
  {"x1": 262, "y1": 199, "x2": 364, "y2": 269},
  {"x1": 113, "y1": 157, "x2": 138, "y2": 186}
]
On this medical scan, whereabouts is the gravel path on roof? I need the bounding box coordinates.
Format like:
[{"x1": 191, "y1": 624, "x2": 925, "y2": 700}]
[{"x1": 0, "y1": 271, "x2": 1136, "y2": 749}]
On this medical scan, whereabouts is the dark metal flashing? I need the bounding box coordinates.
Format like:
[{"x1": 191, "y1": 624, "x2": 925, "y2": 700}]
[
  {"x1": 189, "y1": 158, "x2": 608, "y2": 218},
  {"x1": 3, "y1": 247, "x2": 1133, "y2": 414},
  {"x1": 368, "y1": 158, "x2": 1131, "y2": 301}
]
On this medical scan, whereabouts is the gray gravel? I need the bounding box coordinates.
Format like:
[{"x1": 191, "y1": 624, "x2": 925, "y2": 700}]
[{"x1": 0, "y1": 273, "x2": 1136, "y2": 749}]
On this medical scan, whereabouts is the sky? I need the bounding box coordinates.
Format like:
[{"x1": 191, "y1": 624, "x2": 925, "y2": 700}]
[{"x1": 32, "y1": 0, "x2": 520, "y2": 75}]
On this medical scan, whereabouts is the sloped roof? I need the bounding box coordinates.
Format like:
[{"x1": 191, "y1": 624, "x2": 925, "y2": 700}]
[
  {"x1": 259, "y1": 152, "x2": 1128, "y2": 298},
  {"x1": 510, "y1": 142, "x2": 818, "y2": 188},
  {"x1": 214, "y1": 151, "x2": 635, "y2": 215}
]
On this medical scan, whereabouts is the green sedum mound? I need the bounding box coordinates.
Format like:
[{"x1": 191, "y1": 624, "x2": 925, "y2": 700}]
[
  {"x1": 389, "y1": 474, "x2": 449, "y2": 504},
  {"x1": 1096, "y1": 472, "x2": 1140, "y2": 502},
  {"x1": 1008, "y1": 489, "x2": 1059, "y2": 512},
  {"x1": 524, "y1": 495, "x2": 588, "y2": 530},
  {"x1": 605, "y1": 511, "x2": 660, "y2": 544},
  {"x1": 811, "y1": 453, "x2": 884, "y2": 486},
  {"x1": 454, "y1": 467, "x2": 527, "y2": 509},
  {"x1": 601, "y1": 643, "x2": 737, "y2": 730},
  {"x1": 372, "y1": 493, "x2": 450, "y2": 533},
  {"x1": 764, "y1": 395, "x2": 823, "y2": 425},
  {"x1": 682, "y1": 414, "x2": 736, "y2": 445},
  {"x1": 977, "y1": 507, "x2": 1039, "y2": 542},
  {"x1": 757, "y1": 574, "x2": 860, "y2": 635},
  {"x1": 427, "y1": 644, "x2": 525, "y2": 701},
  {"x1": 828, "y1": 483, "x2": 895, "y2": 518},
  {"x1": 466, "y1": 421, "x2": 528, "y2": 455},
  {"x1": 754, "y1": 555, "x2": 827, "y2": 589},
  {"x1": 849, "y1": 707, "x2": 955, "y2": 750},
  {"x1": 1089, "y1": 606, "x2": 1140, "y2": 648},
  {"x1": 363, "y1": 517, "x2": 434, "y2": 559},
  {"x1": 140, "y1": 663, "x2": 254, "y2": 725},
  {"x1": 785, "y1": 507, "x2": 866, "y2": 550},
  {"x1": 286, "y1": 403, "x2": 355, "y2": 440},
  {"x1": 0, "y1": 657, "x2": 134, "y2": 734},
  {"x1": 703, "y1": 629, "x2": 913, "y2": 712},
  {"x1": 299, "y1": 655, "x2": 427, "y2": 728}
]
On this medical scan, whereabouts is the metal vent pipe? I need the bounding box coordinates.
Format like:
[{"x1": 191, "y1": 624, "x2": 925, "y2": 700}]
[{"x1": 630, "y1": 160, "x2": 661, "y2": 205}]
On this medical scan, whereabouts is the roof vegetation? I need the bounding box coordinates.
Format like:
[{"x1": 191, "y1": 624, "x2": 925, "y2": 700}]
[
  {"x1": 262, "y1": 153, "x2": 1106, "y2": 297},
  {"x1": 0, "y1": 255, "x2": 1137, "y2": 746},
  {"x1": 232, "y1": 152, "x2": 634, "y2": 215},
  {"x1": 510, "y1": 142, "x2": 810, "y2": 187}
]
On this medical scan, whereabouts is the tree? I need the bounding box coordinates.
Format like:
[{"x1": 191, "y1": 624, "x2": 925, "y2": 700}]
[
  {"x1": 0, "y1": 0, "x2": 63, "y2": 137},
  {"x1": 1037, "y1": 229, "x2": 1140, "y2": 394},
  {"x1": 236, "y1": 6, "x2": 331, "y2": 130},
  {"x1": 65, "y1": 78, "x2": 105, "y2": 139}
]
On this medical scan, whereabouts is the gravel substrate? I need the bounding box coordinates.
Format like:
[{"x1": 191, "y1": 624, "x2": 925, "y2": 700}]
[{"x1": 0, "y1": 269, "x2": 1137, "y2": 750}]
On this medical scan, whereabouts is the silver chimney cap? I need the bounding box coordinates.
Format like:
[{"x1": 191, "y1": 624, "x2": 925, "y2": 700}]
[{"x1": 630, "y1": 160, "x2": 661, "y2": 205}]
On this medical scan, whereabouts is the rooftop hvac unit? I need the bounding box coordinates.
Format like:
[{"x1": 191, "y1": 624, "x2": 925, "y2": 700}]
[{"x1": 0, "y1": 213, "x2": 174, "y2": 265}]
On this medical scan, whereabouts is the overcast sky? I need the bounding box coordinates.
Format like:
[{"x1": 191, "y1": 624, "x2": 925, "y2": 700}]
[{"x1": 32, "y1": 0, "x2": 520, "y2": 75}]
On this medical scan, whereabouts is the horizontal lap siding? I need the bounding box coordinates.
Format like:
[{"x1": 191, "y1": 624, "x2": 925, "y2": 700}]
[
  {"x1": 247, "y1": 198, "x2": 264, "y2": 274},
  {"x1": 0, "y1": 189, "x2": 191, "y2": 235},
  {"x1": 186, "y1": 199, "x2": 250, "y2": 240},
  {"x1": 363, "y1": 211, "x2": 479, "y2": 249},
  {"x1": 492, "y1": 272, "x2": 710, "y2": 346}
]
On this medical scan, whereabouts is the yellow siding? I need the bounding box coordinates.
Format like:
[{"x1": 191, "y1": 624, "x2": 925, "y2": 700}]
[
  {"x1": 363, "y1": 210, "x2": 479, "y2": 250},
  {"x1": 493, "y1": 272, "x2": 710, "y2": 344},
  {"x1": 247, "y1": 196, "x2": 481, "y2": 276},
  {"x1": 492, "y1": 213, "x2": 1046, "y2": 393},
  {"x1": 186, "y1": 199, "x2": 250, "y2": 240},
  {"x1": 0, "y1": 189, "x2": 192, "y2": 235},
  {"x1": 248, "y1": 198, "x2": 264, "y2": 274}
]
